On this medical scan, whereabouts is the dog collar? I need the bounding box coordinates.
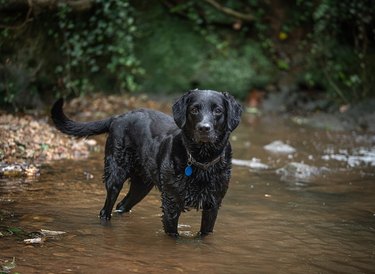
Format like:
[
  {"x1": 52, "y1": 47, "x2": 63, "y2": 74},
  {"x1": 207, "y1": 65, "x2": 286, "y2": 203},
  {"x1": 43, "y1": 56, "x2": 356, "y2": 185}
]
[{"x1": 184, "y1": 150, "x2": 225, "y2": 176}]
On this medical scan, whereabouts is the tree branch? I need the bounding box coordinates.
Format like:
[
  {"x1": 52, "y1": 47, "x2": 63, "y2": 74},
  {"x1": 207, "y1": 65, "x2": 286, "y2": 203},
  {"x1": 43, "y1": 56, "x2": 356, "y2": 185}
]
[
  {"x1": 0, "y1": 0, "x2": 33, "y2": 29},
  {"x1": 203, "y1": 0, "x2": 254, "y2": 22},
  {"x1": 0, "y1": 0, "x2": 94, "y2": 13},
  {"x1": 0, "y1": 0, "x2": 95, "y2": 28}
]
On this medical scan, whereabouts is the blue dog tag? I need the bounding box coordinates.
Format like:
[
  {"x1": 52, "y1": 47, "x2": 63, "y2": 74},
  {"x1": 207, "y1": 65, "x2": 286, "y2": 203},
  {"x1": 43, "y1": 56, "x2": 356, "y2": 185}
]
[{"x1": 185, "y1": 165, "x2": 193, "y2": 176}]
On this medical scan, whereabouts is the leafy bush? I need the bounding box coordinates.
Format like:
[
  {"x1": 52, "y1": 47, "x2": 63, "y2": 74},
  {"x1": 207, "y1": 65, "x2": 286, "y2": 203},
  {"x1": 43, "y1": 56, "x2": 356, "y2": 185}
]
[
  {"x1": 55, "y1": 0, "x2": 142, "y2": 94},
  {"x1": 135, "y1": 7, "x2": 206, "y2": 94},
  {"x1": 298, "y1": 0, "x2": 375, "y2": 102},
  {"x1": 0, "y1": 0, "x2": 142, "y2": 108},
  {"x1": 200, "y1": 44, "x2": 273, "y2": 98},
  {"x1": 162, "y1": 0, "x2": 375, "y2": 103},
  {"x1": 136, "y1": 5, "x2": 273, "y2": 98}
]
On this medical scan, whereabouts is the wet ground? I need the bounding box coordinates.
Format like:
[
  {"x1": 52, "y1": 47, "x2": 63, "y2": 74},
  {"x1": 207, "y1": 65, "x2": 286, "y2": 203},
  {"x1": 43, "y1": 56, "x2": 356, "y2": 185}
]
[{"x1": 1, "y1": 114, "x2": 374, "y2": 273}]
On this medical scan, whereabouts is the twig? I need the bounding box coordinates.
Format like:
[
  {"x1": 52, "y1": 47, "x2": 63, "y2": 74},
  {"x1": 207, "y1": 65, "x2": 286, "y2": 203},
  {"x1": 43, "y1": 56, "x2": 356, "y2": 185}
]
[
  {"x1": 323, "y1": 68, "x2": 349, "y2": 104},
  {"x1": 0, "y1": 0, "x2": 33, "y2": 29},
  {"x1": 203, "y1": 0, "x2": 254, "y2": 22}
]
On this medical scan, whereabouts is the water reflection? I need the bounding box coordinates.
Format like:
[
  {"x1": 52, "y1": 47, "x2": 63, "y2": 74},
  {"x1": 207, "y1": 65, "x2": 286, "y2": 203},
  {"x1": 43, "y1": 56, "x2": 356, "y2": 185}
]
[{"x1": 1, "y1": 114, "x2": 374, "y2": 273}]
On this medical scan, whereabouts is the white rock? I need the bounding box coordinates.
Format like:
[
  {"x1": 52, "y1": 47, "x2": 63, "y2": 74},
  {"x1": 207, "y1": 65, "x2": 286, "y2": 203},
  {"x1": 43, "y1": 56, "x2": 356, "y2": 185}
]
[
  {"x1": 232, "y1": 158, "x2": 269, "y2": 169},
  {"x1": 264, "y1": 140, "x2": 296, "y2": 154},
  {"x1": 276, "y1": 162, "x2": 322, "y2": 183}
]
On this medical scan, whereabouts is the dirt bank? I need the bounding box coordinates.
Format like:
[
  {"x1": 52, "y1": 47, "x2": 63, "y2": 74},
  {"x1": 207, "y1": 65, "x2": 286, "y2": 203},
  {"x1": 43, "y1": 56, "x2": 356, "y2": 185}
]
[{"x1": 0, "y1": 93, "x2": 169, "y2": 176}]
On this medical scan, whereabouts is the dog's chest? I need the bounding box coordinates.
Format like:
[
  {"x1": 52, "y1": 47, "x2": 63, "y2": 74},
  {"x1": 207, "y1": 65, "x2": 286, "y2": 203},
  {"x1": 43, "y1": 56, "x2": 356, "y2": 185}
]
[{"x1": 181, "y1": 168, "x2": 228, "y2": 210}]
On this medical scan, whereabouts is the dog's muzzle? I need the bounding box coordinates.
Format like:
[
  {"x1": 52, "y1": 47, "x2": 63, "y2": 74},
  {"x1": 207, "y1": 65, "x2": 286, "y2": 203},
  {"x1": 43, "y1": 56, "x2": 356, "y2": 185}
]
[{"x1": 194, "y1": 122, "x2": 215, "y2": 143}]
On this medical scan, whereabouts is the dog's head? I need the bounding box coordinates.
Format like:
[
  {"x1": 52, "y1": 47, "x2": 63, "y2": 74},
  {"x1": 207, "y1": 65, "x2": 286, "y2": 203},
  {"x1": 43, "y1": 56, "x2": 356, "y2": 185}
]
[{"x1": 172, "y1": 90, "x2": 242, "y2": 144}]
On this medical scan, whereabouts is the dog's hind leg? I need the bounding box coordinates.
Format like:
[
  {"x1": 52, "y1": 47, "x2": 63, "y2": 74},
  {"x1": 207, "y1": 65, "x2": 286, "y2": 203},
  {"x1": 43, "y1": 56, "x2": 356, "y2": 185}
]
[
  {"x1": 99, "y1": 135, "x2": 129, "y2": 220},
  {"x1": 115, "y1": 174, "x2": 154, "y2": 213}
]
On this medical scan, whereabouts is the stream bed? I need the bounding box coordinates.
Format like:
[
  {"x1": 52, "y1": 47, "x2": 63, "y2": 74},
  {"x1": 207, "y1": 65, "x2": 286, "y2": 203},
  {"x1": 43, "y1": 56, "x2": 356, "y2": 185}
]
[{"x1": 1, "y1": 114, "x2": 374, "y2": 273}]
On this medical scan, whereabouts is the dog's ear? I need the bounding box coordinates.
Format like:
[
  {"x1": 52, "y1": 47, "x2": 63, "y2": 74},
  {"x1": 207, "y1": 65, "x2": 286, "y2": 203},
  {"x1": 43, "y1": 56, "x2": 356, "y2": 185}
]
[
  {"x1": 223, "y1": 92, "x2": 242, "y2": 131},
  {"x1": 172, "y1": 92, "x2": 191, "y2": 128}
]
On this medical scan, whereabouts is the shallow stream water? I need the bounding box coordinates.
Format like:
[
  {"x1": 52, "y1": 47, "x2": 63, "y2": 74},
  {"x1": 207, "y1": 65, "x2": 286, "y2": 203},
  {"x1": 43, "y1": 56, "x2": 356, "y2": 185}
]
[{"x1": 1, "y1": 114, "x2": 374, "y2": 273}]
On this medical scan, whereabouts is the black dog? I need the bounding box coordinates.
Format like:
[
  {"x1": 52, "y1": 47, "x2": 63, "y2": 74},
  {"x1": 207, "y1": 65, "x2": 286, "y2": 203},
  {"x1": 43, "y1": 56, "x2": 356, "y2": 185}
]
[{"x1": 51, "y1": 90, "x2": 242, "y2": 236}]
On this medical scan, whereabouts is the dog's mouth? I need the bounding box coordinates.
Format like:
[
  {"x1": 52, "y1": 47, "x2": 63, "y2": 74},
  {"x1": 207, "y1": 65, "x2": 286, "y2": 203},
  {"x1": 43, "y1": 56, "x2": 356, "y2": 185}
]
[{"x1": 194, "y1": 131, "x2": 216, "y2": 143}]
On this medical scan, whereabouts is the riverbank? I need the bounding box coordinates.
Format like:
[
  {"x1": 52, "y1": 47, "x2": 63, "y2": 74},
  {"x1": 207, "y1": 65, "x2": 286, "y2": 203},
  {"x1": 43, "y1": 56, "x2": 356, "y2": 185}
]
[
  {"x1": 261, "y1": 90, "x2": 375, "y2": 132},
  {"x1": 0, "y1": 93, "x2": 169, "y2": 177}
]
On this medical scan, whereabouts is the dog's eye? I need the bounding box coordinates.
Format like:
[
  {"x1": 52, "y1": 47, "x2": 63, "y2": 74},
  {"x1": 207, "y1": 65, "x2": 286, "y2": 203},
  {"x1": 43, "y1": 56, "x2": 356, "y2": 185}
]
[
  {"x1": 213, "y1": 107, "x2": 223, "y2": 115},
  {"x1": 190, "y1": 107, "x2": 199, "y2": 115}
]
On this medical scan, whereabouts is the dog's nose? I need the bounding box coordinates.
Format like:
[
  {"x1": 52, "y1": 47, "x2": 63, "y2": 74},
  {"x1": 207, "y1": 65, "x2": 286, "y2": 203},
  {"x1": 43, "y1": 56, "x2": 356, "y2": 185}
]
[{"x1": 197, "y1": 123, "x2": 212, "y2": 133}]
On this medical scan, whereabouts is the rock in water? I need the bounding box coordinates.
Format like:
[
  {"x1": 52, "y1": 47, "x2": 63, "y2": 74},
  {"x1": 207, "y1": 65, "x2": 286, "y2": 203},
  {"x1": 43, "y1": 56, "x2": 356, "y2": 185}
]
[
  {"x1": 276, "y1": 162, "x2": 321, "y2": 183},
  {"x1": 232, "y1": 158, "x2": 269, "y2": 169},
  {"x1": 264, "y1": 140, "x2": 296, "y2": 154},
  {"x1": 0, "y1": 163, "x2": 40, "y2": 177}
]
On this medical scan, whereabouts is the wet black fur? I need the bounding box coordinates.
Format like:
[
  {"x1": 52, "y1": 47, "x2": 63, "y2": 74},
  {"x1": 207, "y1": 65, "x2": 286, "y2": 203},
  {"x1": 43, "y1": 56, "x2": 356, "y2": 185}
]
[{"x1": 51, "y1": 90, "x2": 242, "y2": 236}]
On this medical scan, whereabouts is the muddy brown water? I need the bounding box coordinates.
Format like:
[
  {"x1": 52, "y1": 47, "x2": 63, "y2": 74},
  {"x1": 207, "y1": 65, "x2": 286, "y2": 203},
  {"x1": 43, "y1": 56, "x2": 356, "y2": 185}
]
[{"x1": 1, "y1": 114, "x2": 374, "y2": 273}]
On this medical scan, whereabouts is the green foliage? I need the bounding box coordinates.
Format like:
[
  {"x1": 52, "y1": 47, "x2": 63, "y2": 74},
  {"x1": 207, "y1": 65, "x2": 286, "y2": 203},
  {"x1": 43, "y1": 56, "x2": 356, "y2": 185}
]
[
  {"x1": 135, "y1": 9, "x2": 205, "y2": 93},
  {"x1": 199, "y1": 44, "x2": 273, "y2": 98},
  {"x1": 166, "y1": 0, "x2": 375, "y2": 103},
  {"x1": 136, "y1": 6, "x2": 273, "y2": 98},
  {"x1": 0, "y1": 0, "x2": 142, "y2": 108},
  {"x1": 298, "y1": 0, "x2": 375, "y2": 102},
  {"x1": 1, "y1": 0, "x2": 374, "y2": 109},
  {"x1": 55, "y1": 0, "x2": 142, "y2": 95}
]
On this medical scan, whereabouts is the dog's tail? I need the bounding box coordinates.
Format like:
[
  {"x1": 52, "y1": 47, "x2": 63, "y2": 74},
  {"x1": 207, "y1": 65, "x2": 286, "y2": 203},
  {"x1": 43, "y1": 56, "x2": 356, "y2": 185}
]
[{"x1": 51, "y1": 98, "x2": 113, "y2": 137}]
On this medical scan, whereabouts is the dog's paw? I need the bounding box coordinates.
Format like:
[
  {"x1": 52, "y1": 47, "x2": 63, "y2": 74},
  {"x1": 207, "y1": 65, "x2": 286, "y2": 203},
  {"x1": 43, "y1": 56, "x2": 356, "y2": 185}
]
[
  {"x1": 166, "y1": 232, "x2": 179, "y2": 238},
  {"x1": 99, "y1": 209, "x2": 112, "y2": 220},
  {"x1": 114, "y1": 208, "x2": 132, "y2": 214},
  {"x1": 115, "y1": 202, "x2": 133, "y2": 214},
  {"x1": 197, "y1": 231, "x2": 213, "y2": 238},
  {"x1": 114, "y1": 204, "x2": 126, "y2": 213}
]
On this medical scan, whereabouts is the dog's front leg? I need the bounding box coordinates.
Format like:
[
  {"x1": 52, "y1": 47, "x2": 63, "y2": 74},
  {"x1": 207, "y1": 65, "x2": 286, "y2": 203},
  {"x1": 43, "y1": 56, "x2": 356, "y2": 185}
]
[
  {"x1": 199, "y1": 207, "x2": 219, "y2": 235},
  {"x1": 161, "y1": 192, "x2": 183, "y2": 237}
]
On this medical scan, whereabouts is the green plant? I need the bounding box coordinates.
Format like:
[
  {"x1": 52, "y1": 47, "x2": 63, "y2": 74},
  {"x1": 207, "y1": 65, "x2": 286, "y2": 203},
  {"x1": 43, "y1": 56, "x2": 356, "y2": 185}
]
[
  {"x1": 0, "y1": 0, "x2": 143, "y2": 108},
  {"x1": 136, "y1": 4, "x2": 273, "y2": 98},
  {"x1": 55, "y1": 0, "x2": 142, "y2": 95},
  {"x1": 199, "y1": 44, "x2": 273, "y2": 98},
  {"x1": 135, "y1": 6, "x2": 206, "y2": 93},
  {"x1": 301, "y1": 0, "x2": 375, "y2": 103}
]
